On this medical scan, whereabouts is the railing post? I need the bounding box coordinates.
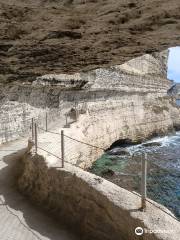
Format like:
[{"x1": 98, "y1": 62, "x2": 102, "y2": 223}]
[
  {"x1": 34, "y1": 123, "x2": 38, "y2": 154},
  {"x1": 141, "y1": 153, "x2": 147, "y2": 211},
  {"x1": 31, "y1": 118, "x2": 34, "y2": 139},
  {"x1": 74, "y1": 102, "x2": 78, "y2": 121},
  {"x1": 61, "y1": 130, "x2": 64, "y2": 168},
  {"x1": 65, "y1": 114, "x2": 68, "y2": 127},
  {"x1": 45, "y1": 112, "x2": 48, "y2": 132},
  {"x1": 75, "y1": 110, "x2": 78, "y2": 122}
]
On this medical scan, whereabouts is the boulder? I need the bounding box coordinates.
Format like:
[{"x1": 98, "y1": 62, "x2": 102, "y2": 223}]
[{"x1": 108, "y1": 148, "x2": 130, "y2": 156}]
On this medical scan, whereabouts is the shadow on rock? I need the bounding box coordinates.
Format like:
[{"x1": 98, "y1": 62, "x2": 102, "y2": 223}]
[{"x1": 0, "y1": 148, "x2": 78, "y2": 240}]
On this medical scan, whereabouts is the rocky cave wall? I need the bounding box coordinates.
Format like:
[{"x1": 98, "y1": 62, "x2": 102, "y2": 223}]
[{"x1": 0, "y1": 0, "x2": 180, "y2": 82}]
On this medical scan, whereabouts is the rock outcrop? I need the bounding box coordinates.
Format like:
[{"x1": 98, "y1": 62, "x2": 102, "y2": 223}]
[{"x1": 0, "y1": 0, "x2": 180, "y2": 82}]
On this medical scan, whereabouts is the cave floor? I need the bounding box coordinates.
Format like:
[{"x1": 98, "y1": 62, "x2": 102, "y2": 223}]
[{"x1": 0, "y1": 138, "x2": 78, "y2": 240}]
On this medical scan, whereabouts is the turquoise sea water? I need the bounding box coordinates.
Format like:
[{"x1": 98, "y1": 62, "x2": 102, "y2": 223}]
[{"x1": 89, "y1": 133, "x2": 180, "y2": 219}]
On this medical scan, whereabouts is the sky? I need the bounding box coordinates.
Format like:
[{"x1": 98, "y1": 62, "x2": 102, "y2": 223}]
[{"x1": 167, "y1": 47, "x2": 180, "y2": 83}]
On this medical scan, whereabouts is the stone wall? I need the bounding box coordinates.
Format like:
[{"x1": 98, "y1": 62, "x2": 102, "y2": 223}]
[
  {"x1": 17, "y1": 150, "x2": 180, "y2": 240},
  {"x1": 91, "y1": 68, "x2": 171, "y2": 92}
]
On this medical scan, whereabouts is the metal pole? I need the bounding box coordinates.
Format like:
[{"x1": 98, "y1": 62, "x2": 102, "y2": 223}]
[
  {"x1": 34, "y1": 123, "x2": 38, "y2": 154},
  {"x1": 65, "y1": 114, "x2": 68, "y2": 127},
  {"x1": 141, "y1": 153, "x2": 147, "y2": 211},
  {"x1": 45, "y1": 112, "x2": 48, "y2": 132},
  {"x1": 61, "y1": 130, "x2": 64, "y2": 168},
  {"x1": 74, "y1": 102, "x2": 77, "y2": 121},
  {"x1": 31, "y1": 118, "x2": 34, "y2": 139},
  {"x1": 75, "y1": 110, "x2": 78, "y2": 122},
  {"x1": 75, "y1": 102, "x2": 79, "y2": 121}
]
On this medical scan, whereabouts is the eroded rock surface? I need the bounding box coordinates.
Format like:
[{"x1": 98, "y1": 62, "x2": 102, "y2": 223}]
[{"x1": 0, "y1": 0, "x2": 180, "y2": 82}]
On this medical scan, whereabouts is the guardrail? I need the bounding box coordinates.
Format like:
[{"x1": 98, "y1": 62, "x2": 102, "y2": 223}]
[
  {"x1": 30, "y1": 122, "x2": 179, "y2": 220},
  {"x1": 0, "y1": 104, "x2": 178, "y2": 220}
]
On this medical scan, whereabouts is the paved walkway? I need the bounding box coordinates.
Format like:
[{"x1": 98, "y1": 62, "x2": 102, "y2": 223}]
[{"x1": 0, "y1": 139, "x2": 78, "y2": 240}]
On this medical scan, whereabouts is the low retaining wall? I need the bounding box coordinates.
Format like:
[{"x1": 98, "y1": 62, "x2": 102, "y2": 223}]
[{"x1": 17, "y1": 151, "x2": 179, "y2": 240}]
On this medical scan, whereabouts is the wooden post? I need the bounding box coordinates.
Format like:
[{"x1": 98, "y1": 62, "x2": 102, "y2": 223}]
[
  {"x1": 34, "y1": 123, "x2": 38, "y2": 154},
  {"x1": 31, "y1": 118, "x2": 34, "y2": 139},
  {"x1": 61, "y1": 130, "x2": 64, "y2": 168},
  {"x1": 141, "y1": 153, "x2": 147, "y2": 211},
  {"x1": 45, "y1": 112, "x2": 48, "y2": 132}
]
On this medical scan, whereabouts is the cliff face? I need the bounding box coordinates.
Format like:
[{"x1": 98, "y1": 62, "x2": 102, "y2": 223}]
[
  {"x1": 118, "y1": 50, "x2": 169, "y2": 77},
  {"x1": 63, "y1": 94, "x2": 178, "y2": 168},
  {"x1": 0, "y1": 51, "x2": 179, "y2": 168},
  {"x1": 0, "y1": 0, "x2": 180, "y2": 82}
]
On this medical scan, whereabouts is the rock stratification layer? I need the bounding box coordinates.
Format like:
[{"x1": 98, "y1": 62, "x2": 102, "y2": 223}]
[{"x1": 0, "y1": 0, "x2": 180, "y2": 82}]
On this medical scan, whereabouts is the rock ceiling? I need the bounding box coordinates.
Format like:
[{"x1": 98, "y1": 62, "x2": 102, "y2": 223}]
[{"x1": 0, "y1": 0, "x2": 180, "y2": 82}]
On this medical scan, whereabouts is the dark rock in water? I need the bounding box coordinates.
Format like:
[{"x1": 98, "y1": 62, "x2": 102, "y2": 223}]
[
  {"x1": 101, "y1": 169, "x2": 115, "y2": 177},
  {"x1": 108, "y1": 148, "x2": 130, "y2": 156},
  {"x1": 143, "y1": 142, "x2": 161, "y2": 147},
  {"x1": 107, "y1": 138, "x2": 142, "y2": 150}
]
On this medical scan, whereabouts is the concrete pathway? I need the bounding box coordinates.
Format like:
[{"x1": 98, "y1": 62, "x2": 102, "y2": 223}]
[{"x1": 0, "y1": 139, "x2": 78, "y2": 240}]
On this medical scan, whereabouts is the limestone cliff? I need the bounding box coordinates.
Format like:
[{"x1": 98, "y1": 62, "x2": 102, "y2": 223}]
[
  {"x1": 0, "y1": 51, "x2": 179, "y2": 166},
  {"x1": 117, "y1": 49, "x2": 169, "y2": 77}
]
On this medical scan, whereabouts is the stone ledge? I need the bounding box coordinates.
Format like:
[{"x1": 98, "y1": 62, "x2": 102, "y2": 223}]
[{"x1": 18, "y1": 152, "x2": 180, "y2": 240}]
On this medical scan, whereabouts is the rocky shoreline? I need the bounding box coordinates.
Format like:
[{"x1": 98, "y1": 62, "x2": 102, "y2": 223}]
[{"x1": 89, "y1": 132, "x2": 180, "y2": 219}]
